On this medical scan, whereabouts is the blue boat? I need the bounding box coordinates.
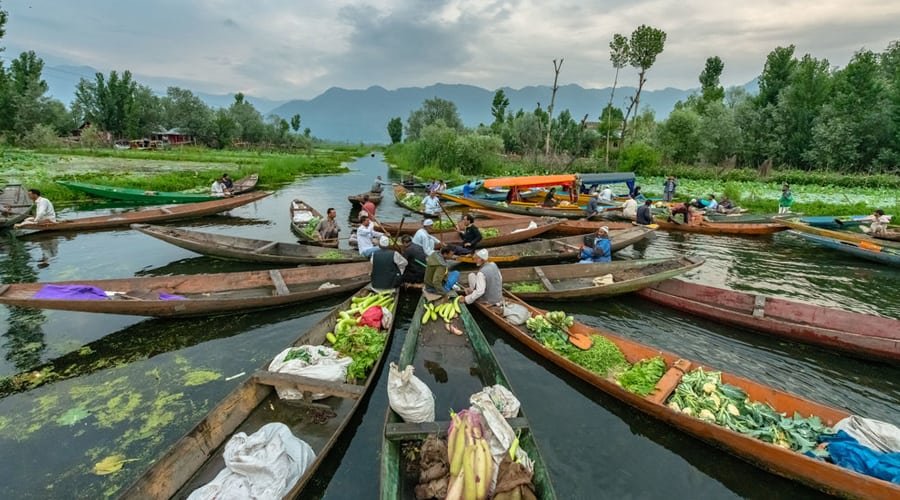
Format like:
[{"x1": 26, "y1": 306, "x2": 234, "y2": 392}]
[
  {"x1": 792, "y1": 231, "x2": 900, "y2": 267},
  {"x1": 442, "y1": 179, "x2": 483, "y2": 196},
  {"x1": 799, "y1": 215, "x2": 869, "y2": 229}
]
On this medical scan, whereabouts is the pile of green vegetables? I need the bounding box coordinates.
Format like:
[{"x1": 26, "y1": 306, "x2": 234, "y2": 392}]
[
  {"x1": 526, "y1": 311, "x2": 629, "y2": 377},
  {"x1": 432, "y1": 219, "x2": 456, "y2": 230},
  {"x1": 316, "y1": 250, "x2": 347, "y2": 259},
  {"x1": 300, "y1": 217, "x2": 320, "y2": 238},
  {"x1": 481, "y1": 227, "x2": 501, "y2": 239},
  {"x1": 506, "y1": 281, "x2": 545, "y2": 293},
  {"x1": 617, "y1": 356, "x2": 666, "y2": 396},
  {"x1": 326, "y1": 291, "x2": 395, "y2": 382},
  {"x1": 667, "y1": 368, "x2": 832, "y2": 452},
  {"x1": 402, "y1": 192, "x2": 424, "y2": 208}
]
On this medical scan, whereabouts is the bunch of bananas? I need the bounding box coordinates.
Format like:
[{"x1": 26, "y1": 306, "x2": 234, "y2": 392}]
[
  {"x1": 446, "y1": 410, "x2": 492, "y2": 500},
  {"x1": 422, "y1": 296, "x2": 462, "y2": 324}
]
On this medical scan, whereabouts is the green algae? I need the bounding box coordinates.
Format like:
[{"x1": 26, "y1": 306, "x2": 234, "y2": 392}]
[
  {"x1": 183, "y1": 370, "x2": 221, "y2": 386},
  {"x1": 56, "y1": 406, "x2": 91, "y2": 426},
  {"x1": 96, "y1": 392, "x2": 142, "y2": 428}
]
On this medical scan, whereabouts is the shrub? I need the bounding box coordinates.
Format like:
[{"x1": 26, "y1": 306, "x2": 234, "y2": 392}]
[
  {"x1": 19, "y1": 125, "x2": 60, "y2": 149},
  {"x1": 618, "y1": 143, "x2": 661, "y2": 173}
]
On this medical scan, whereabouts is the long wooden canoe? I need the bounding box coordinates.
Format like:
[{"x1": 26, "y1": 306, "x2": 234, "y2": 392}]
[
  {"x1": 780, "y1": 218, "x2": 900, "y2": 250},
  {"x1": 653, "y1": 218, "x2": 787, "y2": 235},
  {"x1": 467, "y1": 208, "x2": 634, "y2": 236},
  {"x1": 791, "y1": 231, "x2": 900, "y2": 267},
  {"x1": 121, "y1": 287, "x2": 399, "y2": 498},
  {"x1": 704, "y1": 212, "x2": 778, "y2": 224},
  {"x1": 501, "y1": 257, "x2": 704, "y2": 300},
  {"x1": 455, "y1": 227, "x2": 654, "y2": 266},
  {"x1": 799, "y1": 215, "x2": 869, "y2": 229},
  {"x1": 380, "y1": 295, "x2": 556, "y2": 499},
  {"x1": 378, "y1": 215, "x2": 549, "y2": 236},
  {"x1": 0, "y1": 261, "x2": 371, "y2": 317},
  {"x1": 56, "y1": 174, "x2": 258, "y2": 204},
  {"x1": 14, "y1": 191, "x2": 270, "y2": 234},
  {"x1": 439, "y1": 192, "x2": 591, "y2": 219},
  {"x1": 636, "y1": 279, "x2": 900, "y2": 363},
  {"x1": 290, "y1": 199, "x2": 338, "y2": 247},
  {"x1": 873, "y1": 230, "x2": 900, "y2": 242},
  {"x1": 0, "y1": 183, "x2": 31, "y2": 228},
  {"x1": 473, "y1": 292, "x2": 900, "y2": 499},
  {"x1": 132, "y1": 224, "x2": 365, "y2": 265},
  {"x1": 392, "y1": 184, "x2": 431, "y2": 216},
  {"x1": 390, "y1": 218, "x2": 563, "y2": 249},
  {"x1": 348, "y1": 191, "x2": 383, "y2": 207}
]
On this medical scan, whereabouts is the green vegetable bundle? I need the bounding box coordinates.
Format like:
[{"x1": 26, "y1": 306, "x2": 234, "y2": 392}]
[
  {"x1": 506, "y1": 281, "x2": 545, "y2": 293},
  {"x1": 332, "y1": 325, "x2": 386, "y2": 382},
  {"x1": 617, "y1": 356, "x2": 666, "y2": 396},
  {"x1": 481, "y1": 227, "x2": 501, "y2": 239},
  {"x1": 300, "y1": 216, "x2": 320, "y2": 238},
  {"x1": 402, "y1": 192, "x2": 424, "y2": 208},
  {"x1": 432, "y1": 219, "x2": 456, "y2": 230},
  {"x1": 526, "y1": 311, "x2": 628, "y2": 377},
  {"x1": 667, "y1": 368, "x2": 832, "y2": 452},
  {"x1": 316, "y1": 250, "x2": 346, "y2": 259}
]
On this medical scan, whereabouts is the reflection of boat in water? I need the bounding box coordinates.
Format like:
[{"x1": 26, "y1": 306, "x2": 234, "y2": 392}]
[
  {"x1": 0, "y1": 184, "x2": 32, "y2": 229},
  {"x1": 0, "y1": 234, "x2": 47, "y2": 370}
]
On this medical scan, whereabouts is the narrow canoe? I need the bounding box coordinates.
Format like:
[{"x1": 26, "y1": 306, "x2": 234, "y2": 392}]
[
  {"x1": 473, "y1": 292, "x2": 900, "y2": 499},
  {"x1": 0, "y1": 183, "x2": 31, "y2": 228},
  {"x1": 799, "y1": 215, "x2": 869, "y2": 229},
  {"x1": 439, "y1": 192, "x2": 589, "y2": 219},
  {"x1": 379, "y1": 216, "x2": 552, "y2": 235},
  {"x1": 466, "y1": 208, "x2": 634, "y2": 236},
  {"x1": 0, "y1": 261, "x2": 371, "y2": 317},
  {"x1": 780, "y1": 218, "x2": 900, "y2": 250},
  {"x1": 455, "y1": 227, "x2": 654, "y2": 266},
  {"x1": 636, "y1": 278, "x2": 900, "y2": 363},
  {"x1": 872, "y1": 230, "x2": 900, "y2": 242},
  {"x1": 704, "y1": 212, "x2": 779, "y2": 224},
  {"x1": 290, "y1": 199, "x2": 338, "y2": 247},
  {"x1": 791, "y1": 231, "x2": 900, "y2": 267},
  {"x1": 382, "y1": 218, "x2": 562, "y2": 249},
  {"x1": 653, "y1": 218, "x2": 787, "y2": 235},
  {"x1": 14, "y1": 191, "x2": 271, "y2": 234},
  {"x1": 392, "y1": 184, "x2": 431, "y2": 216},
  {"x1": 379, "y1": 295, "x2": 557, "y2": 499},
  {"x1": 120, "y1": 287, "x2": 399, "y2": 498},
  {"x1": 501, "y1": 257, "x2": 704, "y2": 300},
  {"x1": 348, "y1": 191, "x2": 383, "y2": 207},
  {"x1": 56, "y1": 174, "x2": 259, "y2": 204},
  {"x1": 132, "y1": 224, "x2": 365, "y2": 265}
]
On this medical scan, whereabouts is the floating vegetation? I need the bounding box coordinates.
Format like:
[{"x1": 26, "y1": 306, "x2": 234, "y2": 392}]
[
  {"x1": 183, "y1": 370, "x2": 221, "y2": 386},
  {"x1": 92, "y1": 454, "x2": 138, "y2": 476}
]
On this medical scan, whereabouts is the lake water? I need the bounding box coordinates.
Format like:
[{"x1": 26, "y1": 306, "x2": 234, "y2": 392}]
[{"x1": 0, "y1": 153, "x2": 897, "y2": 499}]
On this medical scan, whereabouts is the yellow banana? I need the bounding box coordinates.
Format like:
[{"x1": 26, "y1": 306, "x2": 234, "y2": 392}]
[
  {"x1": 463, "y1": 445, "x2": 477, "y2": 500},
  {"x1": 449, "y1": 419, "x2": 467, "y2": 475}
]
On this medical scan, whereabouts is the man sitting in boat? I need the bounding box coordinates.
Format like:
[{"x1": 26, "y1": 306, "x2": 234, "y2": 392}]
[
  {"x1": 636, "y1": 200, "x2": 654, "y2": 225},
  {"x1": 462, "y1": 249, "x2": 503, "y2": 306},
  {"x1": 701, "y1": 194, "x2": 719, "y2": 211},
  {"x1": 315, "y1": 208, "x2": 340, "y2": 241},
  {"x1": 370, "y1": 236, "x2": 407, "y2": 290},
  {"x1": 362, "y1": 194, "x2": 377, "y2": 219},
  {"x1": 210, "y1": 178, "x2": 231, "y2": 197},
  {"x1": 860, "y1": 209, "x2": 892, "y2": 235},
  {"x1": 450, "y1": 214, "x2": 482, "y2": 255},
  {"x1": 622, "y1": 196, "x2": 639, "y2": 220},
  {"x1": 412, "y1": 218, "x2": 440, "y2": 256},
  {"x1": 356, "y1": 213, "x2": 384, "y2": 257},
  {"x1": 15, "y1": 189, "x2": 56, "y2": 228},
  {"x1": 578, "y1": 227, "x2": 612, "y2": 263},
  {"x1": 668, "y1": 202, "x2": 690, "y2": 223},
  {"x1": 716, "y1": 196, "x2": 739, "y2": 214},
  {"x1": 399, "y1": 235, "x2": 427, "y2": 285},
  {"x1": 598, "y1": 185, "x2": 614, "y2": 203},
  {"x1": 221, "y1": 173, "x2": 234, "y2": 193},
  {"x1": 371, "y1": 175, "x2": 385, "y2": 193},
  {"x1": 462, "y1": 180, "x2": 475, "y2": 198},
  {"x1": 585, "y1": 192, "x2": 604, "y2": 218},
  {"x1": 541, "y1": 188, "x2": 559, "y2": 207},
  {"x1": 424, "y1": 246, "x2": 459, "y2": 295},
  {"x1": 423, "y1": 191, "x2": 442, "y2": 217}
]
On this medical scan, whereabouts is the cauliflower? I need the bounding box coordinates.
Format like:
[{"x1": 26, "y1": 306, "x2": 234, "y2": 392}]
[
  {"x1": 668, "y1": 401, "x2": 681, "y2": 412},
  {"x1": 702, "y1": 382, "x2": 717, "y2": 394},
  {"x1": 699, "y1": 409, "x2": 716, "y2": 422},
  {"x1": 726, "y1": 403, "x2": 740, "y2": 417}
]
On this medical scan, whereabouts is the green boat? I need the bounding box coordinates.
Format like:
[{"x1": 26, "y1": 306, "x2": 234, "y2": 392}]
[
  {"x1": 56, "y1": 173, "x2": 258, "y2": 204},
  {"x1": 380, "y1": 295, "x2": 557, "y2": 499}
]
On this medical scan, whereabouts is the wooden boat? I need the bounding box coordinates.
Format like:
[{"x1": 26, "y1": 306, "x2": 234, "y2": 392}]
[
  {"x1": 0, "y1": 261, "x2": 371, "y2": 317},
  {"x1": 392, "y1": 184, "x2": 430, "y2": 216},
  {"x1": 132, "y1": 224, "x2": 365, "y2": 265},
  {"x1": 380, "y1": 217, "x2": 562, "y2": 248},
  {"x1": 348, "y1": 191, "x2": 383, "y2": 207},
  {"x1": 14, "y1": 191, "x2": 270, "y2": 234},
  {"x1": 55, "y1": 174, "x2": 259, "y2": 204},
  {"x1": 467, "y1": 208, "x2": 634, "y2": 236},
  {"x1": 121, "y1": 287, "x2": 399, "y2": 498},
  {"x1": 780, "y1": 218, "x2": 900, "y2": 250},
  {"x1": 290, "y1": 199, "x2": 338, "y2": 247},
  {"x1": 872, "y1": 230, "x2": 900, "y2": 242},
  {"x1": 473, "y1": 292, "x2": 900, "y2": 499},
  {"x1": 636, "y1": 279, "x2": 900, "y2": 363},
  {"x1": 704, "y1": 212, "x2": 778, "y2": 224},
  {"x1": 455, "y1": 227, "x2": 654, "y2": 266},
  {"x1": 652, "y1": 218, "x2": 787, "y2": 235},
  {"x1": 0, "y1": 183, "x2": 31, "y2": 228},
  {"x1": 791, "y1": 231, "x2": 900, "y2": 267},
  {"x1": 440, "y1": 192, "x2": 590, "y2": 219},
  {"x1": 379, "y1": 295, "x2": 556, "y2": 499},
  {"x1": 799, "y1": 215, "x2": 869, "y2": 229},
  {"x1": 500, "y1": 257, "x2": 704, "y2": 300}
]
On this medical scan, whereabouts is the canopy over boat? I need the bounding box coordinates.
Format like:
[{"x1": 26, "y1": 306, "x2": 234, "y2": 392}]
[
  {"x1": 577, "y1": 172, "x2": 637, "y2": 193},
  {"x1": 483, "y1": 174, "x2": 576, "y2": 189}
]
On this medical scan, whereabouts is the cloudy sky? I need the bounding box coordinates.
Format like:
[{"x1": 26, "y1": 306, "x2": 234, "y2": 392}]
[{"x1": 4, "y1": 0, "x2": 899, "y2": 100}]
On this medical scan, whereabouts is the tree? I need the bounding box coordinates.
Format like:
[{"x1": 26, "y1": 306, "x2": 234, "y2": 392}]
[
  {"x1": 290, "y1": 113, "x2": 301, "y2": 132},
  {"x1": 229, "y1": 93, "x2": 265, "y2": 143},
  {"x1": 387, "y1": 116, "x2": 402, "y2": 144},
  {"x1": 699, "y1": 56, "x2": 725, "y2": 104},
  {"x1": 161, "y1": 87, "x2": 213, "y2": 142},
  {"x1": 72, "y1": 70, "x2": 141, "y2": 138},
  {"x1": 211, "y1": 107, "x2": 237, "y2": 148},
  {"x1": 490, "y1": 89, "x2": 509, "y2": 131},
  {"x1": 7, "y1": 51, "x2": 50, "y2": 137},
  {"x1": 604, "y1": 34, "x2": 629, "y2": 167},
  {"x1": 655, "y1": 108, "x2": 701, "y2": 164},
  {"x1": 618, "y1": 25, "x2": 667, "y2": 150},
  {"x1": 405, "y1": 97, "x2": 464, "y2": 141},
  {"x1": 773, "y1": 54, "x2": 831, "y2": 168},
  {"x1": 698, "y1": 102, "x2": 739, "y2": 165},
  {"x1": 544, "y1": 58, "x2": 563, "y2": 155},
  {"x1": 757, "y1": 45, "x2": 797, "y2": 107}
]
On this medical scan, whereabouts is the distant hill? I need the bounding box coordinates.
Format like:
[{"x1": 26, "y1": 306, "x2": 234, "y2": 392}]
[{"x1": 269, "y1": 83, "x2": 714, "y2": 143}]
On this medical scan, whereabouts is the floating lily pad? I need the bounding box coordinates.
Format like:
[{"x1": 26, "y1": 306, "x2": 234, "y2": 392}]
[
  {"x1": 184, "y1": 370, "x2": 221, "y2": 386},
  {"x1": 56, "y1": 406, "x2": 90, "y2": 426}
]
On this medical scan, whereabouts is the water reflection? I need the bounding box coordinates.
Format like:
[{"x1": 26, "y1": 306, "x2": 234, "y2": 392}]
[{"x1": 0, "y1": 234, "x2": 47, "y2": 369}]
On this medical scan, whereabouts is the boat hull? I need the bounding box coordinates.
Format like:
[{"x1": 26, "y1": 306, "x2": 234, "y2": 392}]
[
  {"x1": 653, "y1": 219, "x2": 787, "y2": 235},
  {"x1": 56, "y1": 174, "x2": 258, "y2": 204},
  {"x1": 792, "y1": 231, "x2": 900, "y2": 267}
]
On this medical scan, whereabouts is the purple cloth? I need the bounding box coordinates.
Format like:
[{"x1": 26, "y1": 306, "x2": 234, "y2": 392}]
[
  {"x1": 34, "y1": 284, "x2": 109, "y2": 300},
  {"x1": 158, "y1": 293, "x2": 185, "y2": 301}
]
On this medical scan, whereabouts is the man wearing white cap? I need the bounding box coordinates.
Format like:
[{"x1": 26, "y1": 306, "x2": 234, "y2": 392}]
[
  {"x1": 412, "y1": 218, "x2": 441, "y2": 256},
  {"x1": 578, "y1": 226, "x2": 612, "y2": 263},
  {"x1": 370, "y1": 235, "x2": 408, "y2": 290},
  {"x1": 598, "y1": 185, "x2": 613, "y2": 203},
  {"x1": 463, "y1": 248, "x2": 503, "y2": 305},
  {"x1": 357, "y1": 213, "x2": 384, "y2": 258}
]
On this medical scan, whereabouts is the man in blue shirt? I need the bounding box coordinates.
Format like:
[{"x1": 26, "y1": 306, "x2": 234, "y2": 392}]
[{"x1": 462, "y1": 180, "x2": 474, "y2": 198}]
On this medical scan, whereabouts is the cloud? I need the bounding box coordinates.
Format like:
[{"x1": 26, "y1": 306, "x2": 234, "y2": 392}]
[{"x1": 2, "y1": 0, "x2": 899, "y2": 100}]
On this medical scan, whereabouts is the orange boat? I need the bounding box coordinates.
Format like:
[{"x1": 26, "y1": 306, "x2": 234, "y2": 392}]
[
  {"x1": 468, "y1": 208, "x2": 635, "y2": 236},
  {"x1": 474, "y1": 292, "x2": 900, "y2": 499}
]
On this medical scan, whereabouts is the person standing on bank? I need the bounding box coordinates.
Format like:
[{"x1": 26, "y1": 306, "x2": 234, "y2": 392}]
[
  {"x1": 462, "y1": 249, "x2": 503, "y2": 306},
  {"x1": 663, "y1": 176, "x2": 677, "y2": 202},
  {"x1": 370, "y1": 236, "x2": 407, "y2": 290},
  {"x1": 778, "y1": 183, "x2": 794, "y2": 214}
]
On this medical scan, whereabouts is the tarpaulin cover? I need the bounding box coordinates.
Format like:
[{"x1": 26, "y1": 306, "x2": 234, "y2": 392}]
[
  {"x1": 483, "y1": 175, "x2": 576, "y2": 189},
  {"x1": 814, "y1": 430, "x2": 900, "y2": 484},
  {"x1": 158, "y1": 293, "x2": 186, "y2": 301},
  {"x1": 33, "y1": 284, "x2": 108, "y2": 300}
]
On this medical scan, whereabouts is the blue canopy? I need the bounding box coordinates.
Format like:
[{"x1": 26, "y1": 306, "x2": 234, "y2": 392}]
[{"x1": 577, "y1": 172, "x2": 636, "y2": 194}]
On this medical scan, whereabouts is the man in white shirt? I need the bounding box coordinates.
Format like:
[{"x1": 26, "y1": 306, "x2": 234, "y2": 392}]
[
  {"x1": 16, "y1": 189, "x2": 56, "y2": 227},
  {"x1": 598, "y1": 185, "x2": 614, "y2": 202},
  {"x1": 423, "y1": 192, "x2": 442, "y2": 217},
  {"x1": 706, "y1": 194, "x2": 719, "y2": 212},
  {"x1": 622, "y1": 197, "x2": 638, "y2": 220},
  {"x1": 210, "y1": 178, "x2": 227, "y2": 197},
  {"x1": 356, "y1": 213, "x2": 384, "y2": 257},
  {"x1": 412, "y1": 218, "x2": 441, "y2": 256}
]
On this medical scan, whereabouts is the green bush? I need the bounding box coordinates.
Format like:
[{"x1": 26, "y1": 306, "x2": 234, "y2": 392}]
[
  {"x1": 618, "y1": 143, "x2": 661, "y2": 172},
  {"x1": 19, "y1": 125, "x2": 61, "y2": 149}
]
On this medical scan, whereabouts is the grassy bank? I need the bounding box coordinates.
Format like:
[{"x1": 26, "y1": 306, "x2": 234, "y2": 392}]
[{"x1": 0, "y1": 145, "x2": 369, "y2": 203}]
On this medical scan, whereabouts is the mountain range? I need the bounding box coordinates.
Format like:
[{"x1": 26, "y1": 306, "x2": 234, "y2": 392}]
[{"x1": 43, "y1": 64, "x2": 757, "y2": 143}]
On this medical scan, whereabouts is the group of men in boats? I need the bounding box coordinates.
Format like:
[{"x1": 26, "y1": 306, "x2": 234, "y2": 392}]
[{"x1": 210, "y1": 173, "x2": 235, "y2": 197}]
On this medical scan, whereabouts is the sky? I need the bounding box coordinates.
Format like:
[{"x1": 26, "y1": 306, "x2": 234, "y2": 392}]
[{"x1": 3, "y1": 0, "x2": 900, "y2": 100}]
